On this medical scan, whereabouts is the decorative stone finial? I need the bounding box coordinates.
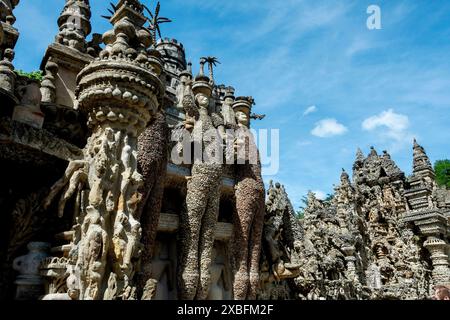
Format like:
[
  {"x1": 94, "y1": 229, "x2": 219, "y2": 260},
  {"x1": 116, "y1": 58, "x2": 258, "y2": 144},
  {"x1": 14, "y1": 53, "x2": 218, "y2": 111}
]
[
  {"x1": 56, "y1": 0, "x2": 92, "y2": 52},
  {"x1": 192, "y1": 59, "x2": 212, "y2": 97},
  {"x1": 0, "y1": 0, "x2": 20, "y2": 25},
  {"x1": 0, "y1": 0, "x2": 20, "y2": 100},
  {"x1": 13, "y1": 242, "x2": 50, "y2": 300}
]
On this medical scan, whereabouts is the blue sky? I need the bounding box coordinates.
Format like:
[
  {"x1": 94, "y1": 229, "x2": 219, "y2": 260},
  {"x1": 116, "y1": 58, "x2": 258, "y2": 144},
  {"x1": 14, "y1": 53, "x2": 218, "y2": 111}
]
[{"x1": 13, "y1": 0, "x2": 450, "y2": 209}]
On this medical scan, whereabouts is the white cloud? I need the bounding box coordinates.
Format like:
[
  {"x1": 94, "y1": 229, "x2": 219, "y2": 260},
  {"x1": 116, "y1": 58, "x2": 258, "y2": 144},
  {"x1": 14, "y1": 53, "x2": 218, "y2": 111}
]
[
  {"x1": 312, "y1": 190, "x2": 327, "y2": 200},
  {"x1": 303, "y1": 105, "x2": 318, "y2": 116},
  {"x1": 362, "y1": 109, "x2": 409, "y2": 132},
  {"x1": 362, "y1": 109, "x2": 414, "y2": 151},
  {"x1": 311, "y1": 118, "x2": 348, "y2": 138}
]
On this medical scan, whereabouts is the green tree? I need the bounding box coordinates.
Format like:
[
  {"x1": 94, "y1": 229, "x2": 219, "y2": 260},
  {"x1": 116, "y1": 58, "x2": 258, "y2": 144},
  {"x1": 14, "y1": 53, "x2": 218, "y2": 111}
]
[
  {"x1": 434, "y1": 160, "x2": 450, "y2": 189},
  {"x1": 296, "y1": 195, "x2": 308, "y2": 220},
  {"x1": 15, "y1": 70, "x2": 43, "y2": 82}
]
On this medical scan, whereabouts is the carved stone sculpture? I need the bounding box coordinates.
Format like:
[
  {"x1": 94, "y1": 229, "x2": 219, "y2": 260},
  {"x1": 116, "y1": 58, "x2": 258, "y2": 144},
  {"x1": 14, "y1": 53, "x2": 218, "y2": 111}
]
[
  {"x1": 178, "y1": 66, "x2": 224, "y2": 300},
  {"x1": 231, "y1": 97, "x2": 265, "y2": 300},
  {"x1": 43, "y1": 0, "x2": 164, "y2": 300}
]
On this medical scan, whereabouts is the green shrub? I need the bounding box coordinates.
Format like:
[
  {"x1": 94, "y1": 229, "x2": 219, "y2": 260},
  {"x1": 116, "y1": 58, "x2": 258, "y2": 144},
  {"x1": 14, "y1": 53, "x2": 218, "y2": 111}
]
[{"x1": 15, "y1": 70, "x2": 43, "y2": 82}]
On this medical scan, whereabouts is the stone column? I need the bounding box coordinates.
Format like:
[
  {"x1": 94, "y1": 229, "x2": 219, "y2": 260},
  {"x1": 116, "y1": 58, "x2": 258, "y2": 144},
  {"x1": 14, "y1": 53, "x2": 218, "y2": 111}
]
[
  {"x1": 424, "y1": 236, "x2": 450, "y2": 285},
  {"x1": 342, "y1": 245, "x2": 357, "y2": 281},
  {"x1": 44, "y1": 0, "x2": 164, "y2": 300},
  {"x1": 0, "y1": 0, "x2": 20, "y2": 101}
]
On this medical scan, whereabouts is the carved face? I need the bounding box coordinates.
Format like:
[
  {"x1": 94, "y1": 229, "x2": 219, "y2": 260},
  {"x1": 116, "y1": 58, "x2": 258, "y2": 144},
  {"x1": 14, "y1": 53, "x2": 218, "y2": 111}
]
[
  {"x1": 235, "y1": 111, "x2": 249, "y2": 127},
  {"x1": 195, "y1": 93, "x2": 209, "y2": 109}
]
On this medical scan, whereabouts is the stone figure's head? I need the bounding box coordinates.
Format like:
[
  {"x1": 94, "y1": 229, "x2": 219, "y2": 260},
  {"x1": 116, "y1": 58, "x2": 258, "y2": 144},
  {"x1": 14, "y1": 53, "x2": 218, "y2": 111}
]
[
  {"x1": 195, "y1": 93, "x2": 209, "y2": 109},
  {"x1": 224, "y1": 87, "x2": 235, "y2": 105},
  {"x1": 235, "y1": 110, "x2": 248, "y2": 127},
  {"x1": 232, "y1": 97, "x2": 254, "y2": 127},
  {"x1": 192, "y1": 74, "x2": 212, "y2": 110}
]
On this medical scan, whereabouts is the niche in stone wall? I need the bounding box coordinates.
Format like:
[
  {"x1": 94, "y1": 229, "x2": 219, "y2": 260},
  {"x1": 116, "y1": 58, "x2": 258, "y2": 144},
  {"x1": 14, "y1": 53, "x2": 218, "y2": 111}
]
[
  {"x1": 218, "y1": 195, "x2": 235, "y2": 223},
  {"x1": 151, "y1": 234, "x2": 178, "y2": 300},
  {"x1": 206, "y1": 241, "x2": 232, "y2": 300},
  {"x1": 161, "y1": 187, "x2": 185, "y2": 215}
]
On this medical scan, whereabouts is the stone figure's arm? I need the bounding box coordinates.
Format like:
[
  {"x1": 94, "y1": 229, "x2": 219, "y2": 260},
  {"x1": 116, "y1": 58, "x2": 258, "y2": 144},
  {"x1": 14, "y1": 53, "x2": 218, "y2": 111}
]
[{"x1": 181, "y1": 80, "x2": 199, "y2": 119}]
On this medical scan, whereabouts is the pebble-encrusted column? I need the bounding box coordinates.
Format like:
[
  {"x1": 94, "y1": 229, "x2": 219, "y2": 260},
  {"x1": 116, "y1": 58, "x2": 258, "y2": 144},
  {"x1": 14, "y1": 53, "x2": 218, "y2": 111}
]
[
  {"x1": 45, "y1": 0, "x2": 164, "y2": 300},
  {"x1": 424, "y1": 236, "x2": 450, "y2": 285}
]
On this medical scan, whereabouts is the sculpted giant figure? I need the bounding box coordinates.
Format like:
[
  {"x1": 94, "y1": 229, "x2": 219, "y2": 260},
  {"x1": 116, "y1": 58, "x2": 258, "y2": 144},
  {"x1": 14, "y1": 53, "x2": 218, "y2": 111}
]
[
  {"x1": 178, "y1": 62, "x2": 225, "y2": 300},
  {"x1": 136, "y1": 110, "x2": 169, "y2": 299},
  {"x1": 232, "y1": 97, "x2": 265, "y2": 299}
]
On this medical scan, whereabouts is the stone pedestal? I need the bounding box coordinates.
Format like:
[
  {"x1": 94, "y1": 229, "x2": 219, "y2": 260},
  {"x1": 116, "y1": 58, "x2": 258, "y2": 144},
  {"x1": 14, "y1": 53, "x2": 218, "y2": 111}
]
[
  {"x1": 424, "y1": 236, "x2": 450, "y2": 285},
  {"x1": 13, "y1": 242, "x2": 50, "y2": 300}
]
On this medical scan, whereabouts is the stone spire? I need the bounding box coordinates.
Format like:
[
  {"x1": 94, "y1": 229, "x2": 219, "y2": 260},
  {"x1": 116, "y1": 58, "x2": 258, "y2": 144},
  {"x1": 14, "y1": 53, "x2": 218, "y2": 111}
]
[
  {"x1": 355, "y1": 148, "x2": 365, "y2": 163},
  {"x1": 340, "y1": 168, "x2": 350, "y2": 186},
  {"x1": 55, "y1": 0, "x2": 92, "y2": 52},
  {"x1": 412, "y1": 139, "x2": 433, "y2": 176}
]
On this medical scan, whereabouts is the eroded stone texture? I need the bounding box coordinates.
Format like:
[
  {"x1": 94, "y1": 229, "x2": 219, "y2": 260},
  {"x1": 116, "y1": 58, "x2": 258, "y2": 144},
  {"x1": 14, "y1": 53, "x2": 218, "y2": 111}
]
[
  {"x1": 136, "y1": 111, "x2": 169, "y2": 299},
  {"x1": 260, "y1": 143, "x2": 449, "y2": 300}
]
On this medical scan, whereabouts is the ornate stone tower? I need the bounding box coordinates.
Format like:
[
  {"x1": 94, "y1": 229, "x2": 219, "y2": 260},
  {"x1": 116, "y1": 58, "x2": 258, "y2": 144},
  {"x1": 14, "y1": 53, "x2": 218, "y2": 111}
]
[
  {"x1": 43, "y1": 0, "x2": 165, "y2": 300},
  {"x1": 156, "y1": 38, "x2": 188, "y2": 124},
  {"x1": 40, "y1": 0, "x2": 93, "y2": 110},
  {"x1": 403, "y1": 140, "x2": 450, "y2": 288}
]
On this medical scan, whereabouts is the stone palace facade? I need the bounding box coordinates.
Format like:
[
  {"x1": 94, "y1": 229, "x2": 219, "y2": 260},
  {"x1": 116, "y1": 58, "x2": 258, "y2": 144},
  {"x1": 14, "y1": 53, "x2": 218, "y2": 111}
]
[{"x1": 0, "y1": 0, "x2": 448, "y2": 300}]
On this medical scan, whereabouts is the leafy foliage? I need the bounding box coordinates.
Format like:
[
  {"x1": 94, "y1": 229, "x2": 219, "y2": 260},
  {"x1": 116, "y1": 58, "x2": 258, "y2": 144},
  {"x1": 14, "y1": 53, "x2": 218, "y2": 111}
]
[
  {"x1": 296, "y1": 192, "x2": 334, "y2": 220},
  {"x1": 296, "y1": 195, "x2": 308, "y2": 220},
  {"x1": 15, "y1": 70, "x2": 43, "y2": 82},
  {"x1": 144, "y1": 1, "x2": 172, "y2": 43},
  {"x1": 434, "y1": 160, "x2": 450, "y2": 189}
]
